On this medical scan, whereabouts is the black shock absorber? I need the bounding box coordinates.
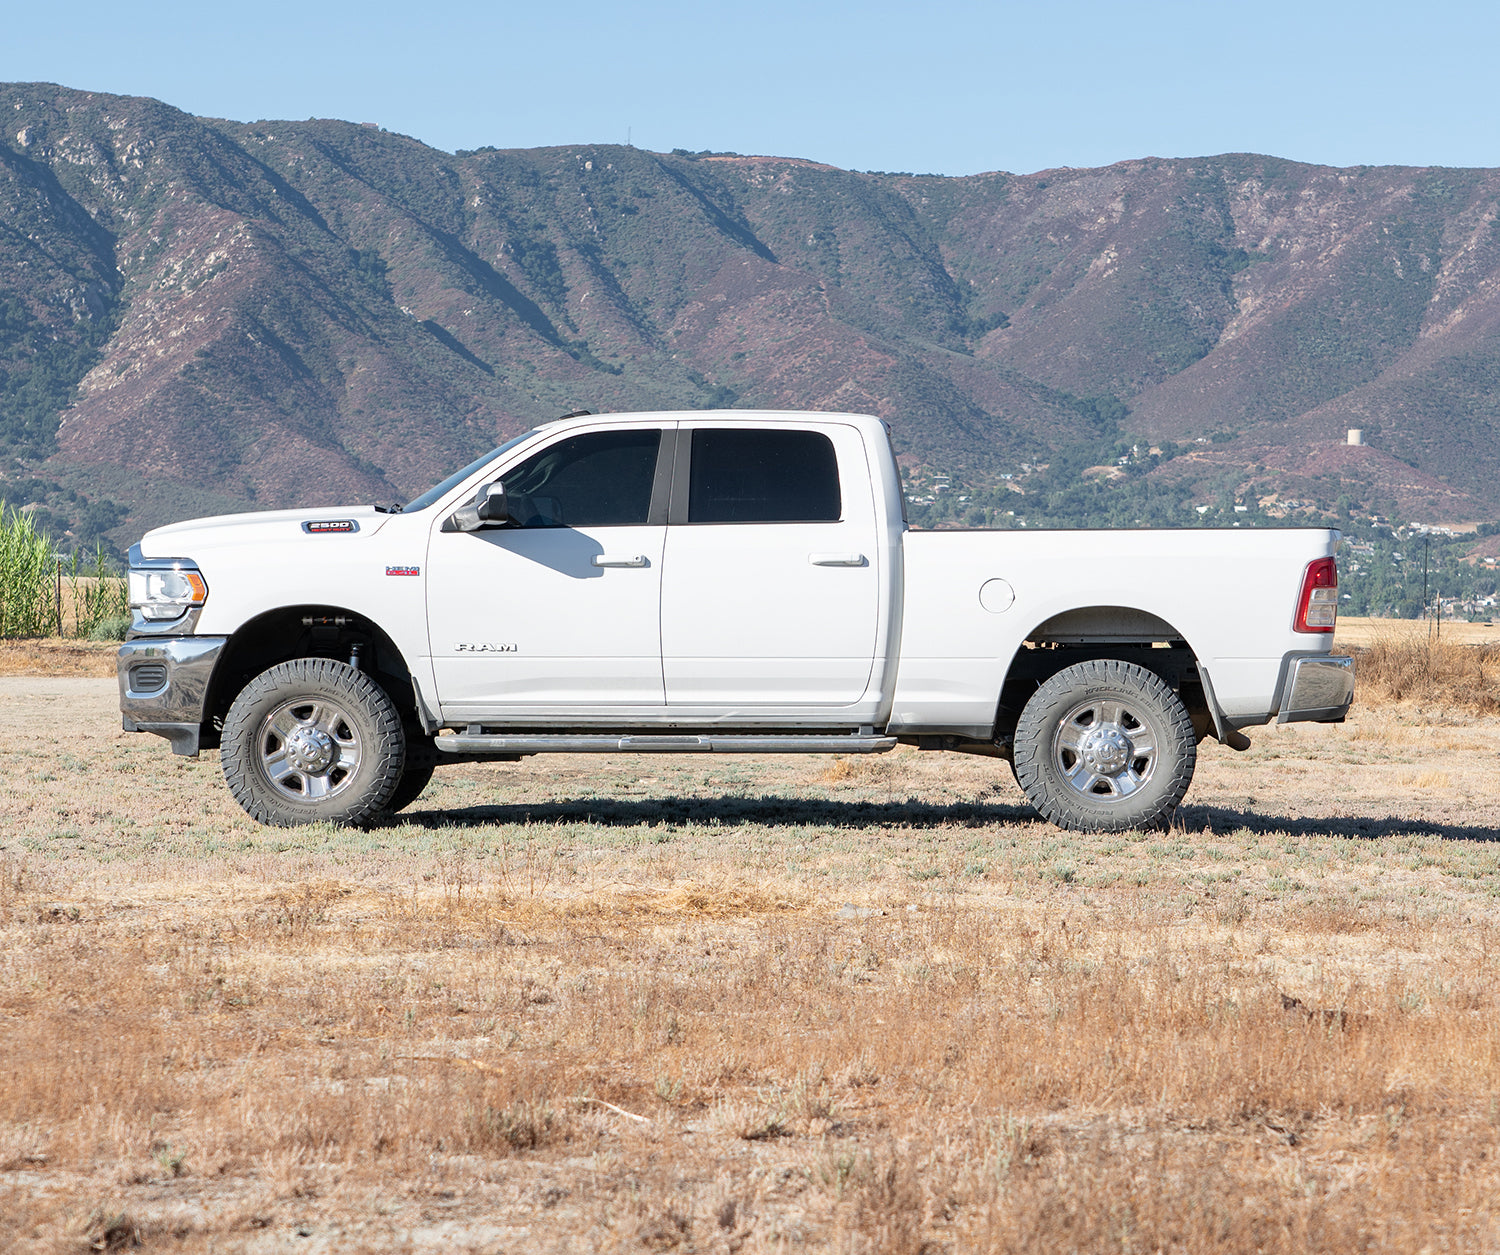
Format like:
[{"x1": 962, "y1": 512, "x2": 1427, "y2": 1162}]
[{"x1": 348, "y1": 641, "x2": 365, "y2": 672}]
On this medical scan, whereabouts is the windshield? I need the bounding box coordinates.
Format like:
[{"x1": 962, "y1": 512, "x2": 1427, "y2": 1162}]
[{"x1": 401, "y1": 429, "x2": 540, "y2": 512}]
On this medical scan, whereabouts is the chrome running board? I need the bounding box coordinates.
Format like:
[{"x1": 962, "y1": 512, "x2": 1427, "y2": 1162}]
[{"x1": 433, "y1": 732, "x2": 898, "y2": 756}]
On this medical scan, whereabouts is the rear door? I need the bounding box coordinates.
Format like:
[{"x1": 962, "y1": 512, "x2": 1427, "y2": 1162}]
[{"x1": 659, "y1": 421, "x2": 881, "y2": 707}]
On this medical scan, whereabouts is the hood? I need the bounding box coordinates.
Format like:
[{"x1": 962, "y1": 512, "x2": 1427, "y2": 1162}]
[{"x1": 137, "y1": 505, "x2": 396, "y2": 556}]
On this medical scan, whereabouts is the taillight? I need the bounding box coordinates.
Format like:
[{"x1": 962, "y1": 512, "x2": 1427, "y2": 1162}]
[{"x1": 1294, "y1": 557, "x2": 1338, "y2": 632}]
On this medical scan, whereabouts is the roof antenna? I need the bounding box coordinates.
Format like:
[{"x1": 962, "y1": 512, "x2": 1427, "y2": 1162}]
[{"x1": 558, "y1": 409, "x2": 592, "y2": 419}]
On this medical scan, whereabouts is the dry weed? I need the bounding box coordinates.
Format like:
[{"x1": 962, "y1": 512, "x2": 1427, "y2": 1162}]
[
  {"x1": 1352, "y1": 632, "x2": 1500, "y2": 713},
  {"x1": 819, "y1": 752, "x2": 905, "y2": 788},
  {"x1": 1398, "y1": 769, "x2": 1454, "y2": 789},
  {"x1": 0, "y1": 637, "x2": 117, "y2": 677}
]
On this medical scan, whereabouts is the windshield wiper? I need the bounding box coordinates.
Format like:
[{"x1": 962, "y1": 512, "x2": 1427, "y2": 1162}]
[{"x1": 373, "y1": 503, "x2": 404, "y2": 514}]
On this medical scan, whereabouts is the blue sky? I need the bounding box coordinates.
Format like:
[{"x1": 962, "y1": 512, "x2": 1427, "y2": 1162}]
[{"x1": 3, "y1": 0, "x2": 1497, "y2": 175}]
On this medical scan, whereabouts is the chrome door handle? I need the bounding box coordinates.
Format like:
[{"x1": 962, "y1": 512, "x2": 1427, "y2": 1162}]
[
  {"x1": 592, "y1": 554, "x2": 648, "y2": 567},
  {"x1": 808, "y1": 553, "x2": 867, "y2": 567}
]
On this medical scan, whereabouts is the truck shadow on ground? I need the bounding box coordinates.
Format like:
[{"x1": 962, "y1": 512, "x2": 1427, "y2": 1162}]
[
  {"x1": 400, "y1": 793, "x2": 1040, "y2": 831},
  {"x1": 399, "y1": 796, "x2": 1500, "y2": 843},
  {"x1": 1173, "y1": 805, "x2": 1500, "y2": 843}
]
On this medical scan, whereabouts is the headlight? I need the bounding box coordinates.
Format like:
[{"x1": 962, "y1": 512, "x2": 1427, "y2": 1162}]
[{"x1": 128, "y1": 561, "x2": 208, "y2": 620}]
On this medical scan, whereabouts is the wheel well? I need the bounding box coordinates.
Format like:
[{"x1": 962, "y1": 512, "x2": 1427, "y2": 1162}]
[
  {"x1": 994, "y1": 609, "x2": 1215, "y2": 745},
  {"x1": 199, "y1": 606, "x2": 417, "y2": 751},
  {"x1": 1027, "y1": 605, "x2": 1182, "y2": 645}
]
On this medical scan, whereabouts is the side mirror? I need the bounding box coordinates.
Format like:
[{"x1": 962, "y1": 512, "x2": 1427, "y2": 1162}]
[
  {"x1": 442, "y1": 481, "x2": 509, "y2": 533},
  {"x1": 476, "y1": 481, "x2": 508, "y2": 522}
]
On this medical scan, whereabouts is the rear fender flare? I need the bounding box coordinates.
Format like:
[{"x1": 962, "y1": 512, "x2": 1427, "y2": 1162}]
[{"x1": 992, "y1": 605, "x2": 1228, "y2": 745}]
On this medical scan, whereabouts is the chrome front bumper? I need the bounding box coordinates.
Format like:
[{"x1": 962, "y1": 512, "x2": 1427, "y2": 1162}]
[
  {"x1": 118, "y1": 636, "x2": 227, "y2": 756},
  {"x1": 1277, "y1": 653, "x2": 1355, "y2": 724}
]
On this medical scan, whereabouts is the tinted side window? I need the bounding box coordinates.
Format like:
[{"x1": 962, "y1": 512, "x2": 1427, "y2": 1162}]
[
  {"x1": 688, "y1": 429, "x2": 841, "y2": 524},
  {"x1": 502, "y1": 429, "x2": 661, "y2": 527}
]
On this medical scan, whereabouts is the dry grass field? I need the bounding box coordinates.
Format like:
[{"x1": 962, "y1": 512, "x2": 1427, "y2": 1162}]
[
  {"x1": 0, "y1": 639, "x2": 118, "y2": 678},
  {"x1": 4, "y1": 625, "x2": 1500, "y2": 1251},
  {"x1": 1334, "y1": 615, "x2": 1499, "y2": 648}
]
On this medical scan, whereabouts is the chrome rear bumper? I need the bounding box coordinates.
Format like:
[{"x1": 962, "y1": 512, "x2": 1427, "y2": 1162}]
[
  {"x1": 1277, "y1": 653, "x2": 1355, "y2": 724},
  {"x1": 118, "y1": 636, "x2": 227, "y2": 756}
]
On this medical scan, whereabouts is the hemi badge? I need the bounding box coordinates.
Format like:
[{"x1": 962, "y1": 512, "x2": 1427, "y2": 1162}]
[
  {"x1": 385, "y1": 565, "x2": 421, "y2": 577},
  {"x1": 303, "y1": 519, "x2": 358, "y2": 534}
]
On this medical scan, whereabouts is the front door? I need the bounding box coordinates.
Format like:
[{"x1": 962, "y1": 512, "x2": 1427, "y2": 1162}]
[
  {"x1": 427, "y1": 425, "x2": 670, "y2": 716},
  {"x1": 659, "y1": 423, "x2": 881, "y2": 707}
]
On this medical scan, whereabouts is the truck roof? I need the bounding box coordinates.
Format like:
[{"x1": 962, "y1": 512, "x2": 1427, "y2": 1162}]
[{"x1": 534, "y1": 407, "x2": 886, "y2": 431}]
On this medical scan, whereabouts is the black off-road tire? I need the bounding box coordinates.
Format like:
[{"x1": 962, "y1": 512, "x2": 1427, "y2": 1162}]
[
  {"x1": 1013, "y1": 659, "x2": 1196, "y2": 833},
  {"x1": 383, "y1": 730, "x2": 438, "y2": 815},
  {"x1": 221, "y1": 658, "x2": 406, "y2": 828}
]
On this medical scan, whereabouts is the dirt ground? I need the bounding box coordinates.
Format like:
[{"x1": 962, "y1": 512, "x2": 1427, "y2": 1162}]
[{"x1": 5, "y1": 639, "x2": 1500, "y2": 1250}]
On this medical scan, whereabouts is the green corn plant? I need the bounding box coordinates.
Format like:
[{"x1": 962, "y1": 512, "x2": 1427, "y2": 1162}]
[
  {"x1": 0, "y1": 505, "x2": 57, "y2": 638},
  {"x1": 66, "y1": 544, "x2": 130, "y2": 640}
]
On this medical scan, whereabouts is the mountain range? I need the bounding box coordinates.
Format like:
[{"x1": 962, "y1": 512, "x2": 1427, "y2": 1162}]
[{"x1": 2, "y1": 82, "x2": 1499, "y2": 545}]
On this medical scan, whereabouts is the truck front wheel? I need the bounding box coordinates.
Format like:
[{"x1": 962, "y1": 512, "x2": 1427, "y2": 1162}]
[
  {"x1": 1013, "y1": 659, "x2": 1196, "y2": 832},
  {"x1": 221, "y1": 659, "x2": 406, "y2": 827},
  {"x1": 383, "y1": 729, "x2": 438, "y2": 815}
]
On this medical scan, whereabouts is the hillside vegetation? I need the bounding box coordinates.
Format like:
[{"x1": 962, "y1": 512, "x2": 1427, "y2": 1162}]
[{"x1": 3, "y1": 85, "x2": 1500, "y2": 541}]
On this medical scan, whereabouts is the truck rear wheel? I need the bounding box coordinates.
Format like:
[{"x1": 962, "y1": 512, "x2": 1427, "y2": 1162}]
[
  {"x1": 1013, "y1": 659, "x2": 1195, "y2": 833},
  {"x1": 221, "y1": 658, "x2": 406, "y2": 827}
]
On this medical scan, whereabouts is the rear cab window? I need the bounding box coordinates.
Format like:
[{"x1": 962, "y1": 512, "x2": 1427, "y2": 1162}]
[{"x1": 686, "y1": 428, "x2": 841, "y2": 523}]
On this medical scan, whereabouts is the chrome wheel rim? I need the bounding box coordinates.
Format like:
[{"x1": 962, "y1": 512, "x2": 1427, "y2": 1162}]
[
  {"x1": 257, "y1": 697, "x2": 362, "y2": 801},
  {"x1": 1051, "y1": 697, "x2": 1160, "y2": 801}
]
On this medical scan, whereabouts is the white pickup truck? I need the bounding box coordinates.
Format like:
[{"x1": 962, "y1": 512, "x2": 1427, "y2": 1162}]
[{"x1": 119, "y1": 409, "x2": 1353, "y2": 832}]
